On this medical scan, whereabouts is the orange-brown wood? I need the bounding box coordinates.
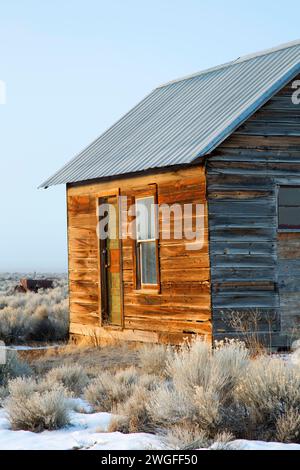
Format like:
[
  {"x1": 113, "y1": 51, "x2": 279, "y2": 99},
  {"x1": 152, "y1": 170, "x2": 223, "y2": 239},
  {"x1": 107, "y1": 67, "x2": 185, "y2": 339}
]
[{"x1": 67, "y1": 164, "x2": 211, "y2": 343}]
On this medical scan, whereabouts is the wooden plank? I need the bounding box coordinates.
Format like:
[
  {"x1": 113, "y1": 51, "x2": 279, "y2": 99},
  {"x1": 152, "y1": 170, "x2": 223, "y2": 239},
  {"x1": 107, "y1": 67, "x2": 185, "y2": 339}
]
[
  {"x1": 68, "y1": 195, "x2": 90, "y2": 214},
  {"x1": 68, "y1": 166, "x2": 205, "y2": 196},
  {"x1": 70, "y1": 322, "x2": 159, "y2": 343},
  {"x1": 67, "y1": 164, "x2": 211, "y2": 344},
  {"x1": 124, "y1": 316, "x2": 211, "y2": 334},
  {"x1": 208, "y1": 190, "x2": 273, "y2": 200},
  {"x1": 69, "y1": 258, "x2": 98, "y2": 270},
  {"x1": 211, "y1": 241, "x2": 275, "y2": 255},
  {"x1": 124, "y1": 302, "x2": 210, "y2": 317},
  {"x1": 69, "y1": 270, "x2": 98, "y2": 282},
  {"x1": 161, "y1": 268, "x2": 210, "y2": 283},
  {"x1": 207, "y1": 75, "x2": 300, "y2": 348}
]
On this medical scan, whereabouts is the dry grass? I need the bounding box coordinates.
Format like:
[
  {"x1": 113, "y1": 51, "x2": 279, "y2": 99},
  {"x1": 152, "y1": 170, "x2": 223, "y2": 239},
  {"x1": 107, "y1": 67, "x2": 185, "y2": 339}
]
[
  {"x1": 224, "y1": 309, "x2": 276, "y2": 355},
  {"x1": 164, "y1": 424, "x2": 209, "y2": 450},
  {"x1": 275, "y1": 408, "x2": 300, "y2": 443},
  {"x1": 0, "y1": 274, "x2": 68, "y2": 344},
  {"x1": 164, "y1": 426, "x2": 235, "y2": 450},
  {"x1": 29, "y1": 342, "x2": 139, "y2": 377},
  {"x1": 210, "y1": 432, "x2": 237, "y2": 450}
]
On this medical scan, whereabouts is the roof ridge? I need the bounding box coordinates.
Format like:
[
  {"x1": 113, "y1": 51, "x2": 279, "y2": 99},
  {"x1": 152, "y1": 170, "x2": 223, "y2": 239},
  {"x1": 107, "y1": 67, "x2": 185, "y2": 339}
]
[
  {"x1": 40, "y1": 39, "x2": 300, "y2": 188},
  {"x1": 157, "y1": 38, "x2": 300, "y2": 89}
]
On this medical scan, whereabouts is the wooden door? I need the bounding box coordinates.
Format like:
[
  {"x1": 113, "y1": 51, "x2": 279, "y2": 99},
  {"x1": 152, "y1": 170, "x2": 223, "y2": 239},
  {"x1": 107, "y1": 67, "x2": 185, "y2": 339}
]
[{"x1": 99, "y1": 195, "x2": 123, "y2": 326}]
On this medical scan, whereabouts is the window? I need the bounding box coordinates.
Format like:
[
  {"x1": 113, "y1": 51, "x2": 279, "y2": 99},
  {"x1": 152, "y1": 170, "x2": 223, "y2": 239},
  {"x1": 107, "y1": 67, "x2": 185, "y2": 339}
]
[
  {"x1": 278, "y1": 186, "x2": 300, "y2": 230},
  {"x1": 135, "y1": 196, "x2": 159, "y2": 288}
]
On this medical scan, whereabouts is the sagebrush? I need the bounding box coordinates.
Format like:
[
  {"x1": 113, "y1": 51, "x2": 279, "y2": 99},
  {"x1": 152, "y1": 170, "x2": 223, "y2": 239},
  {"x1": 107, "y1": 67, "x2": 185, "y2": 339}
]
[
  {"x1": 105, "y1": 338, "x2": 300, "y2": 445},
  {"x1": 0, "y1": 350, "x2": 32, "y2": 386},
  {"x1": 0, "y1": 274, "x2": 68, "y2": 343},
  {"x1": 6, "y1": 377, "x2": 70, "y2": 432},
  {"x1": 45, "y1": 364, "x2": 89, "y2": 395}
]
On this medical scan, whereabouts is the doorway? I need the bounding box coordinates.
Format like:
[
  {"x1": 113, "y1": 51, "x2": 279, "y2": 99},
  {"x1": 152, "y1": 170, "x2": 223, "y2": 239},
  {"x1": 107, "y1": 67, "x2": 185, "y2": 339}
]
[{"x1": 98, "y1": 194, "x2": 123, "y2": 326}]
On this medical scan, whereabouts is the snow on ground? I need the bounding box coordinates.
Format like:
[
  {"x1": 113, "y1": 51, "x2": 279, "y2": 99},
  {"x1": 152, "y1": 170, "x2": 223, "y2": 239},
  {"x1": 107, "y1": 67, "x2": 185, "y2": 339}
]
[
  {"x1": 0, "y1": 406, "x2": 164, "y2": 451},
  {"x1": 2, "y1": 345, "x2": 62, "y2": 351},
  {"x1": 223, "y1": 440, "x2": 300, "y2": 451},
  {"x1": 1, "y1": 405, "x2": 300, "y2": 450}
]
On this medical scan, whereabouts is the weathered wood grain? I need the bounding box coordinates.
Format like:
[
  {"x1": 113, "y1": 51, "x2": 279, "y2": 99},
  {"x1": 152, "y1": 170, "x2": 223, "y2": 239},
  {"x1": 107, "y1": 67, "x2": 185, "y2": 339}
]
[
  {"x1": 207, "y1": 73, "x2": 300, "y2": 348},
  {"x1": 67, "y1": 165, "x2": 211, "y2": 342}
]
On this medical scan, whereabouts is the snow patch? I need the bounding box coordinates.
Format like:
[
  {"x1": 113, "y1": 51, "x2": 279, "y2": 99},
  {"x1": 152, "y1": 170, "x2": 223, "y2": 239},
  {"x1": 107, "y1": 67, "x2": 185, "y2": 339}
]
[
  {"x1": 224, "y1": 439, "x2": 300, "y2": 451},
  {"x1": 1, "y1": 406, "x2": 300, "y2": 450},
  {"x1": 0, "y1": 408, "x2": 163, "y2": 450}
]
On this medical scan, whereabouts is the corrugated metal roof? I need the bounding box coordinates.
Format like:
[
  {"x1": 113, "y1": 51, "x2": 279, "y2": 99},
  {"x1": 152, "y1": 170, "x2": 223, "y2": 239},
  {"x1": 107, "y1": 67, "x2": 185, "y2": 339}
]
[{"x1": 40, "y1": 40, "x2": 300, "y2": 188}]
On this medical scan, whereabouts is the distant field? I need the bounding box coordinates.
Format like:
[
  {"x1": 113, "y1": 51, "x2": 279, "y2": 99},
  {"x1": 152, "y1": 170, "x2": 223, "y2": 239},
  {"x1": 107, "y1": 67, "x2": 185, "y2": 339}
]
[{"x1": 0, "y1": 273, "x2": 68, "y2": 344}]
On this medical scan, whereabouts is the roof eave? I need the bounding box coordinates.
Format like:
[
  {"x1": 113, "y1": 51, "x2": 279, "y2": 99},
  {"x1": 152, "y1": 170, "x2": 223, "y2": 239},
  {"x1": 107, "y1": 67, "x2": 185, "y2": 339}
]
[{"x1": 193, "y1": 61, "x2": 300, "y2": 159}]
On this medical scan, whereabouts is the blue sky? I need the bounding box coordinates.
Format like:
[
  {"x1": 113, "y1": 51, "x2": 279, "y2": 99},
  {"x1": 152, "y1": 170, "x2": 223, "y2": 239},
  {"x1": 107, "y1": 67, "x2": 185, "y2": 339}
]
[{"x1": 0, "y1": 0, "x2": 299, "y2": 272}]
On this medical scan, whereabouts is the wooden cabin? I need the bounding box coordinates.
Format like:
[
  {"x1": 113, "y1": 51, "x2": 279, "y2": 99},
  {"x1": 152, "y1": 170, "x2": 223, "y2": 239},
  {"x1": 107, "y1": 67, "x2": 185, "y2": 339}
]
[{"x1": 41, "y1": 40, "x2": 300, "y2": 349}]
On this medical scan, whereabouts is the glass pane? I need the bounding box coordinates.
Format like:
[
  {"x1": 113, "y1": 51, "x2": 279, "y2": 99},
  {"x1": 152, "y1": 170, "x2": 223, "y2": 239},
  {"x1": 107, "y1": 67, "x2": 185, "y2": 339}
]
[
  {"x1": 107, "y1": 197, "x2": 118, "y2": 246},
  {"x1": 279, "y1": 206, "x2": 300, "y2": 228},
  {"x1": 136, "y1": 197, "x2": 155, "y2": 241},
  {"x1": 279, "y1": 187, "x2": 300, "y2": 206},
  {"x1": 141, "y1": 241, "x2": 157, "y2": 285}
]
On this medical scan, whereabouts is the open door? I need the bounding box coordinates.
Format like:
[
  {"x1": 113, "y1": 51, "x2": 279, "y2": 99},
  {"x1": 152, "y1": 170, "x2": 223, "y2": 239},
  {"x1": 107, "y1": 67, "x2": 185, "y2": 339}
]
[{"x1": 99, "y1": 194, "x2": 123, "y2": 326}]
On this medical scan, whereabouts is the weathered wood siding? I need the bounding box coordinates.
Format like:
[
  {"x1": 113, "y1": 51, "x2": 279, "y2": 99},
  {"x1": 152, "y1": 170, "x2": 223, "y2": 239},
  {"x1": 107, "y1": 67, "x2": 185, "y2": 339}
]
[
  {"x1": 207, "y1": 74, "x2": 300, "y2": 348},
  {"x1": 67, "y1": 166, "x2": 211, "y2": 343},
  {"x1": 277, "y1": 232, "x2": 300, "y2": 337}
]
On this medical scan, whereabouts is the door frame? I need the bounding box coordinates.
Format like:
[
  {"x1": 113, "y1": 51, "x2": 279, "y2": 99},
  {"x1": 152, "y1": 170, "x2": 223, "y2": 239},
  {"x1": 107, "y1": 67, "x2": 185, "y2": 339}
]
[{"x1": 95, "y1": 188, "x2": 124, "y2": 328}]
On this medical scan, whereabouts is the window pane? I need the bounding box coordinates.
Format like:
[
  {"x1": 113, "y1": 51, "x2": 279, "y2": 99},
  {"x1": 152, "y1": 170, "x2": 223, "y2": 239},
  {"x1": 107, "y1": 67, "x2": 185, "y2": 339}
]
[
  {"x1": 136, "y1": 197, "x2": 155, "y2": 240},
  {"x1": 279, "y1": 206, "x2": 300, "y2": 228},
  {"x1": 141, "y1": 241, "x2": 157, "y2": 285},
  {"x1": 279, "y1": 187, "x2": 300, "y2": 206}
]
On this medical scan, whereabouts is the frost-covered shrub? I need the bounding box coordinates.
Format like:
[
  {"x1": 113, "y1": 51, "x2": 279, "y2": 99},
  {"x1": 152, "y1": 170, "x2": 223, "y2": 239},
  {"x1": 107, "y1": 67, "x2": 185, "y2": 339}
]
[
  {"x1": 236, "y1": 356, "x2": 300, "y2": 439},
  {"x1": 209, "y1": 432, "x2": 236, "y2": 450},
  {"x1": 85, "y1": 366, "x2": 161, "y2": 414},
  {"x1": 148, "y1": 338, "x2": 249, "y2": 435},
  {"x1": 164, "y1": 424, "x2": 209, "y2": 450},
  {"x1": 164, "y1": 426, "x2": 234, "y2": 450},
  {"x1": 6, "y1": 377, "x2": 70, "y2": 432},
  {"x1": 114, "y1": 366, "x2": 139, "y2": 387},
  {"x1": 84, "y1": 369, "x2": 136, "y2": 412},
  {"x1": 138, "y1": 344, "x2": 172, "y2": 377},
  {"x1": 0, "y1": 386, "x2": 9, "y2": 406},
  {"x1": 138, "y1": 373, "x2": 162, "y2": 391},
  {"x1": 166, "y1": 338, "x2": 211, "y2": 395},
  {"x1": 46, "y1": 364, "x2": 89, "y2": 396},
  {"x1": 0, "y1": 275, "x2": 68, "y2": 344},
  {"x1": 291, "y1": 348, "x2": 300, "y2": 367},
  {"x1": 110, "y1": 385, "x2": 154, "y2": 434},
  {"x1": 148, "y1": 382, "x2": 194, "y2": 427},
  {"x1": 147, "y1": 340, "x2": 300, "y2": 442},
  {"x1": 0, "y1": 350, "x2": 32, "y2": 386},
  {"x1": 108, "y1": 415, "x2": 129, "y2": 434},
  {"x1": 276, "y1": 408, "x2": 300, "y2": 443}
]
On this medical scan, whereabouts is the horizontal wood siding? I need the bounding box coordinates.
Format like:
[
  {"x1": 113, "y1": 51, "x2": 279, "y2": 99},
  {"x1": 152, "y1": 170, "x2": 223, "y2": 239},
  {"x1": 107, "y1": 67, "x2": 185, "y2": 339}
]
[
  {"x1": 67, "y1": 166, "x2": 211, "y2": 343},
  {"x1": 278, "y1": 233, "x2": 300, "y2": 337},
  {"x1": 207, "y1": 74, "x2": 300, "y2": 348}
]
